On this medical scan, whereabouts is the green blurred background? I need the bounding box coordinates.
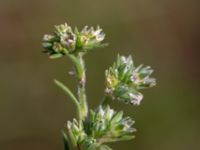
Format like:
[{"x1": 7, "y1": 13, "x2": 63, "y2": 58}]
[{"x1": 0, "y1": 0, "x2": 200, "y2": 150}]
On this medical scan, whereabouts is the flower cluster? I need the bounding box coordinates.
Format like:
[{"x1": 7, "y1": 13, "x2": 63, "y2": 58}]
[
  {"x1": 67, "y1": 106, "x2": 135, "y2": 149},
  {"x1": 87, "y1": 106, "x2": 135, "y2": 143},
  {"x1": 42, "y1": 23, "x2": 106, "y2": 59},
  {"x1": 42, "y1": 22, "x2": 156, "y2": 150},
  {"x1": 105, "y1": 55, "x2": 156, "y2": 105},
  {"x1": 67, "y1": 119, "x2": 87, "y2": 147}
]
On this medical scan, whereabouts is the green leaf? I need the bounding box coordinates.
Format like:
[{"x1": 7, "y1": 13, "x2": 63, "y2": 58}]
[{"x1": 54, "y1": 79, "x2": 80, "y2": 115}]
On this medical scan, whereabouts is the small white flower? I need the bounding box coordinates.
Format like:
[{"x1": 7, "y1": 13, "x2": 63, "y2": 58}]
[
  {"x1": 121, "y1": 56, "x2": 128, "y2": 64},
  {"x1": 131, "y1": 72, "x2": 140, "y2": 84},
  {"x1": 95, "y1": 33, "x2": 105, "y2": 42},
  {"x1": 129, "y1": 93, "x2": 143, "y2": 105},
  {"x1": 93, "y1": 27, "x2": 102, "y2": 36}
]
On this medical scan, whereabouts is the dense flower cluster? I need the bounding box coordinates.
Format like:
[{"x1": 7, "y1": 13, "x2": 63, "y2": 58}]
[
  {"x1": 67, "y1": 106, "x2": 135, "y2": 149},
  {"x1": 42, "y1": 22, "x2": 156, "y2": 150},
  {"x1": 67, "y1": 119, "x2": 87, "y2": 147},
  {"x1": 42, "y1": 23, "x2": 106, "y2": 59},
  {"x1": 105, "y1": 55, "x2": 156, "y2": 105}
]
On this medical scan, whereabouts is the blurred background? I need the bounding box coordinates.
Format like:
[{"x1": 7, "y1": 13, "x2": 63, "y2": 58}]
[{"x1": 0, "y1": 0, "x2": 200, "y2": 150}]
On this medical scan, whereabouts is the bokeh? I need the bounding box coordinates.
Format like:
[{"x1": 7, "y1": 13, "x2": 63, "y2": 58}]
[{"x1": 0, "y1": 0, "x2": 200, "y2": 150}]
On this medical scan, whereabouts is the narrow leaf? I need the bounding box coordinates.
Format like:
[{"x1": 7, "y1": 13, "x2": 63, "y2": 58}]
[{"x1": 54, "y1": 79, "x2": 79, "y2": 108}]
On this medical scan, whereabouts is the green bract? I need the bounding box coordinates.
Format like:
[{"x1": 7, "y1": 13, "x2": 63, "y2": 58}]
[
  {"x1": 67, "y1": 106, "x2": 135, "y2": 150},
  {"x1": 42, "y1": 22, "x2": 156, "y2": 150},
  {"x1": 67, "y1": 119, "x2": 87, "y2": 147},
  {"x1": 42, "y1": 23, "x2": 106, "y2": 59},
  {"x1": 87, "y1": 106, "x2": 135, "y2": 143},
  {"x1": 105, "y1": 55, "x2": 156, "y2": 105}
]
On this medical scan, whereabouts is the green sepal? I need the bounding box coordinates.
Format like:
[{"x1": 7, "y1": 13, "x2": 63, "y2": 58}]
[
  {"x1": 111, "y1": 111, "x2": 123, "y2": 125},
  {"x1": 49, "y1": 53, "x2": 63, "y2": 59},
  {"x1": 67, "y1": 121, "x2": 78, "y2": 147},
  {"x1": 42, "y1": 42, "x2": 52, "y2": 49}
]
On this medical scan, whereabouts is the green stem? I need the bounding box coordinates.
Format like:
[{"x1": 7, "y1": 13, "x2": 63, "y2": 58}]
[
  {"x1": 77, "y1": 54, "x2": 88, "y2": 120},
  {"x1": 66, "y1": 54, "x2": 83, "y2": 80},
  {"x1": 67, "y1": 53, "x2": 88, "y2": 120}
]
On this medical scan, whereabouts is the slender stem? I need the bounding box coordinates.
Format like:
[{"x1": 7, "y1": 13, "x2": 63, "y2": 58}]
[
  {"x1": 77, "y1": 54, "x2": 88, "y2": 120},
  {"x1": 66, "y1": 53, "x2": 88, "y2": 120}
]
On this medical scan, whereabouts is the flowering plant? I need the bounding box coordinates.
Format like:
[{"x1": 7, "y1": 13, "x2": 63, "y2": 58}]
[{"x1": 42, "y1": 22, "x2": 156, "y2": 150}]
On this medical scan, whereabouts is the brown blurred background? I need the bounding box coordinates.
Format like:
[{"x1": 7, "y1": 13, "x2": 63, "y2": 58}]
[{"x1": 0, "y1": 0, "x2": 200, "y2": 150}]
